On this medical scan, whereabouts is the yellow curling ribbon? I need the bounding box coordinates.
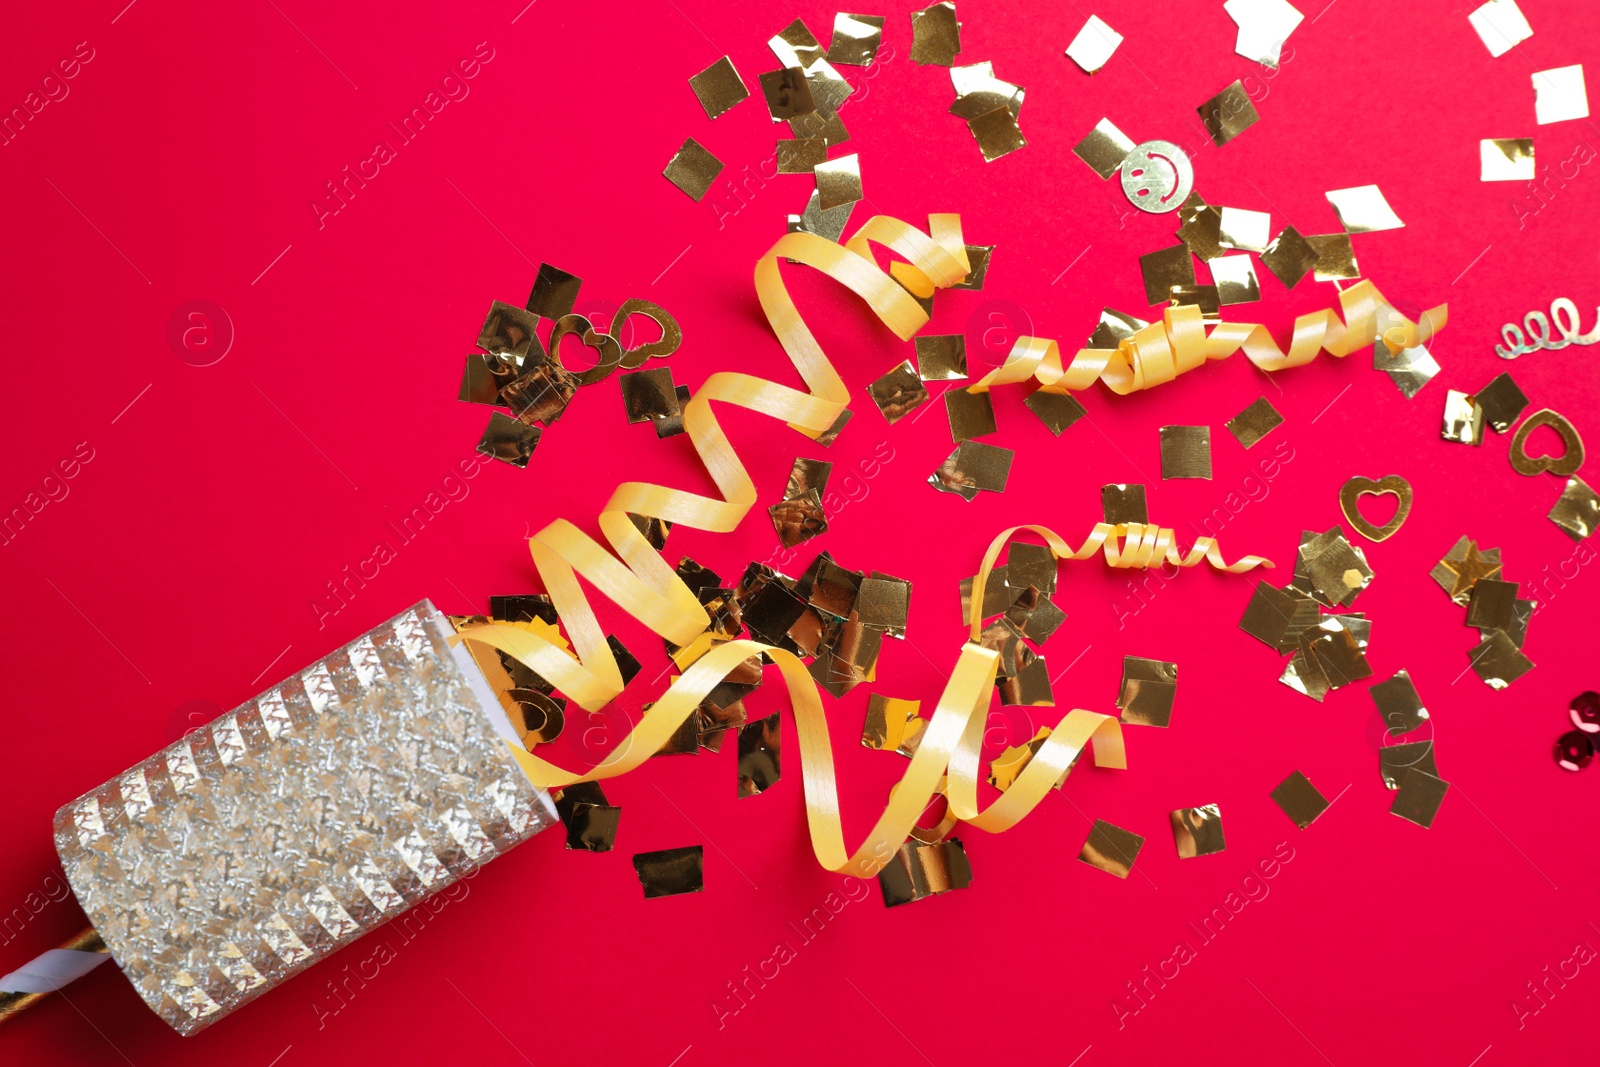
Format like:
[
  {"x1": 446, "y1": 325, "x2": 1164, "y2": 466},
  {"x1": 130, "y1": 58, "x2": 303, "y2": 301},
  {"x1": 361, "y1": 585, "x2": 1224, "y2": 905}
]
[{"x1": 452, "y1": 213, "x2": 1421, "y2": 879}]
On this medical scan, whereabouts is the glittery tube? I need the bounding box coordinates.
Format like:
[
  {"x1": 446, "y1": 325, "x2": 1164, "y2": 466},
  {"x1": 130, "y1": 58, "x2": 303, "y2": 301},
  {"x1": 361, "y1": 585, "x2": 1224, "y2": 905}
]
[{"x1": 53, "y1": 601, "x2": 557, "y2": 1035}]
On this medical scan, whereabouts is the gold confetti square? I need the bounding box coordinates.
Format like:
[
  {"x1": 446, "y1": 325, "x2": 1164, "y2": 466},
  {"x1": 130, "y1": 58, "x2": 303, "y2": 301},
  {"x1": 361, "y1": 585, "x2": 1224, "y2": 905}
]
[
  {"x1": 788, "y1": 188, "x2": 854, "y2": 243},
  {"x1": 1170, "y1": 285, "x2": 1220, "y2": 320},
  {"x1": 1178, "y1": 204, "x2": 1228, "y2": 261},
  {"x1": 929, "y1": 441, "x2": 1014, "y2": 499},
  {"x1": 478, "y1": 411, "x2": 540, "y2": 467},
  {"x1": 1369, "y1": 669, "x2": 1429, "y2": 736},
  {"x1": 688, "y1": 56, "x2": 750, "y2": 119},
  {"x1": 1473, "y1": 372, "x2": 1529, "y2": 432},
  {"x1": 1533, "y1": 64, "x2": 1588, "y2": 124},
  {"x1": 1480, "y1": 138, "x2": 1535, "y2": 181},
  {"x1": 1079, "y1": 820, "x2": 1145, "y2": 878},
  {"x1": 862, "y1": 694, "x2": 922, "y2": 751},
  {"x1": 915, "y1": 334, "x2": 968, "y2": 380},
  {"x1": 759, "y1": 68, "x2": 816, "y2": 121},
  {"x1": 1025, "y1": 390, "x2": 1087, "y2": 436},
  {"x1": 663, "y1": 138, "x2": 724, "y2": 202},
  {"x1": 1140, "y1": 245, "x2": 1196, "y2": 304},
  {"x1": 1218, "y1": 207, "x2": 1271, "y2": 252},
  {"x1": 1326, "y1": 184, "x2": 1405, "y2": 233},
  {"x1": 769, "y1": 17, "x2": 826, "y2": 69},
  {"x1": 1197, "y1": 80, "x2": 1260, "y2": 145},
  {"x1": 1468, "y1": 0, "x2": 1533, "y2": 57},
  {"x1": 1379, "y1": 740, "x2": 1438, "y2": 789},
  {"x1": 789, "y1": 109, "x2": 852, "y2": 146},
  {"x1": 1225, "y1": 396, "x2": 1283, "y2": 448},
  {"x1": 1469, "y1": 630, "x2": 1535, "y2": 688},
  {"x1": 1159, "y1": 425, "x2": 1212, "y2": 479},
  {"x1": 1171, "y1": 805, "x2": 1226, "y2": 857},
  {"x1": 1089, "y1": 306, "x2": 1150, "y2": 347},
  {"x1": 1390, "y1": 769, "x2": 1449, "y2": 829},
  {"x1": 1466, "y1": 577, "x2": 1520, "y2": 631},
  {"x1": 1441, "y1": 389, "x2": 1484, "y2": 445},
  {"x1": 1270, "y1": 771, "x2": 1330, "y2": 830},
  {"x1": 1073, "y1": 117, "x2": 1135, "y2": 178},
  {"x1": 1374, "y1": 339, "x2": 1440, "y2": 399},
  {"x1": 1102, "y1": 483, "x2": 1148, "y2": 525},
  {"x1": 910, "y1": 1, "x2": 962, "y2": 65},
  {"x1": 814, "y1": 152, "x2": 863, "y2": 210},
  {"x1": 829, "y1": 13, "x2": 885, "y2": 65},
  {"x1": 777, "y1": 138, "x2": 828, "y2": 173},
  {"x1": 950, "y1": 61, "x2": 1024, "y2": 119},
  {"x1": 945, "y1": 387, "x2": 997, "y2": 441},
  {"x1": 949, "y1": 244, "x2": 994, "y2": 290},
  {"x1": 526, "y1": 262, "x2": 583, "y2": 320},
  {"x1": 1550, "y1": 475, "x2": 1600, "y2": 540},
  {"x1": 619, "y1": 368, "x2": 681, "y2": 423},
  {"x1": 1260, "y1": 225, "x2": 1320, "y2": 288},
  {"x1": 1307, "y1": 233, "x2": 1360, "y2": 281},
  {"x1": 868, "y1": 359, "x2": 929, "y2": 423},
  {"x1": 1239, "y1": 581, "x2": 1319, "y2": 651},
  {"x1": 968, "y1": 107, "x2": 1027, "y2": 161},
  {"x1": 1211, "y1": 254, "x2": 1262, "y2": 304},
  {"x1": 1118, "y1": 655, "x2": 1178, "y2": 728},
  {"x1": 1064, "y1": 15, "x2": 1122, "y2": 74},
  {"x1": 632, "y1": 846, "x2": 704, "y2": 897}
]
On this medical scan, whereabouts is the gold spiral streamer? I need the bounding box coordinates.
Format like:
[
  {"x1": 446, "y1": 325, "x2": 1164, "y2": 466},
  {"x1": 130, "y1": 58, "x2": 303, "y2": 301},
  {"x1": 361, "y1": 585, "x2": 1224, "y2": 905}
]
[{"x1": 453, "y1": 213, "x2": 1283, "y2": 878}]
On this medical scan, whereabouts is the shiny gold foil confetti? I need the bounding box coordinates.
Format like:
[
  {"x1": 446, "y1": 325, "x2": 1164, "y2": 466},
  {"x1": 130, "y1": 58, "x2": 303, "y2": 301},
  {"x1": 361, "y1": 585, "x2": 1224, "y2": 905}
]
[
  {"x1": 1008, "y1": 542, "x2": 1057, "y2": 595},
  {"x1": 788, "y1": 188, "x2": 855, "y2": 243},
  {"x1": 1269, "y1": 771, "x2": 1329, "y2": 830},
  {"x1": 459, "y1": 352, "x2": 515, "y2": 405},
  {"x1": 998, "y1": 656, "x2": 1054, "y2": 706},
  {"x1": 868, "y1": 359, "x2": 930, "y2": 422},
  {"x1": 1550, "y1": 476, "x2": 1600, "y2": 540},
  {"x1": 949, "y1": 61, "x2": 1024, "y2": 119},
  {"x1": 1102, "y1": 483, "x2": 1148, "y2": 525},
  {"x1": 1211, "y1": 255, "x2": 1262, "y2": 305},
  {"x1": 967, "y1": 106, "x2": 1027, "y2": 161},
  {"x1": 910, "y1": 1, "x2": 961, "y2": 65},
  {"x1": 1533, "y1": 65, "x2": 1588, "y2": 124},
  {"x1": 688, "y1": 56, "x2": 750, "y2": 119},
  {"x1": 770, "y1": 490, "x2": 828, "y2": 548},
  {"x1": 1024, "y1": 390, "x2": 1087, "y2": 436},
  {"x1": 1306, "y1": 614, "x2": 1373, "y2": 690},
  {"x1": 1079, "y1": 820, "x2": 1145, "y2": 878},
  {"x1": 814, "y1": 152, "x2": 863, "y2": 210},
  {"x1": 878, "y1": 839, "x2": 972, "y2": 906},
  {"x1": 1480, "y1": 138, "x2": 1536, "y2": 181},
  {"x1": 857, "y1": 574, "x2": 911, "y2": 637},
  {"x1": 960, "y1": 567, "x2": 1013, "y2": 620},
  {"x1": 1469, "y1": 0, "x2": 1533, "y2": 57},
  {"x1": 1441, "y1": 389, "x2": 1485, "y2": 445},
  {"x1": 1473, "y1": 372, "x2": 1529, "y2": 432},
  {"x1": 526, "y1": 262, "x2": 583, "y2": 321},
  {"x1": 1064, "y1": 15, "x2": 1122, "y2": 74},
  {"x1": 759, "y1": 67, "x2": 817, "y2": 121},
  {"x1": 1224, "y1": 0, "x2": 1303, "y2": 68},
  {"x1": 1225, "y1": 396, "x2": 1283, "y2": 448},
  {"x1": 930, "y1": 440, "x2": 1013, "y2": 499},
  {"x1": 555, "y1": 782, "x2": 621, "y2": 852},
  {"x1": 477, "y1": 300, "x2": 541, "y2": 359},
  {"x1": 1391, "y1": 769, "x2": 1449, "y2": 828},
  {"x1": 1373, "y1": 339, "x2": 1441, "y2": 399},
  {"x1": 1432, "y1": 536, "x2": 1502, "y2": 604},
  {"x1": 1239, "y1": 581, "x2": 1319, "y2": 651},
  {"x1": 1073, "y1": 117, "x2": 1135, "y2": 179},
  {"x1": 1485, "y1": 597, "x2": 1535, "y2": 648},
  {"x1": 1140, "y1": 245, "x2": 1196, "y2": 304},
  {"x1": 1089, "y1": 307, "x2": 1149, "y2": 347},
  {"x1": 770, "y1": 18, "x2": 826, "y2": 69},
  {"x1": 1198, "y1": 80, "x2": 1261, "y2": 146},
  {"x1": 1293, "y1": 527, "x2": 1373, "y2": 608},
  {"x1": 737, "y1": 712, "x2": 781, "y2": 797},
  {"x1": 1470, "y1": 629, "x2": 1535, "y2": 688},
  {"x1": 1279, "y1": 647, "x2": 1331, "y2": 701},
  {"x1": 987, "y1": 727, "x2": 1056, "y2": 790},
  {"x1": 830, "y1": 13, "x2": 885, "y2": 65},
  {"x1": 915, "y1": 334, "x2": 968, "y2": 380},
  {"x1": 1326, "y1": 184, "x2": 1405, "y2": 233},
  {"x1": 1307, "y1": 233, "x2": 1360, "y2": 281},
  {"x1": 632, "y1": 846, "x2": 704, "y2": 897},
  {"x1": 1369, "y1": 668, "x2": 1428, "y2": 736},
  {"x1": 1509, "y1": 409, "x2": 1584, "y2": 475},
  {"x1": 1379, "y1": 740, "x2": 1438, "y2": 789},
  {"x1": 1171, "y1": 805, "x2": 1226, "y2": 858},
  {"x1": 1218, "y1": 207, "x2": 1271, "y2": 253},
  {"x1": 477, "y1": 411, "x2": 540, "y2": 468},
  {"x1": 620, "y1": 368, "x2": 681, "y2": 423},
  {"x1": 777, "y1": 137, "x2": 829, "y2": 173},
  {"x1": 1118, "y1": 655, "x2": 1178, "y2": 728},
  {"x1": 1466, "y1": 577, "x2": 1520, "y2": 630},
  {"x1": 862, "y1": 694, "x2": 921, "y2": 751},
  {"x1": 655, "y1": 384, "x2": 693, "y2": 439},
  {"x1": 789, "y1": 109, "x2": 852, "y2": 147},
  {"x1": 1178, "y1": 203, "x2": 1228, "y2": 262},
  {"x1": 1169, "y1": 285, "x2": 1221, "y2": 321},
  {"x1": 945, "y1": 387, "x2": 997, "y2": 441},
  {"x1": 663, "y1": 137, "x2": 724, "y2": 201},
  {"x1": 1260, "y1": 225, "x2": 1320, "y2": 288},
  {"x1": 784, "y1": 457, "x2": 833, "y2": 501},
  {"x1": 1011, "y1": 591, "x2": 1066, "y2": 643},
  {"x1": 950, "y1": 244, "x2": 993, "y2": 289},
  {"x1": 1159, "y1": 425, "x2": 1212, "y2": 480}
]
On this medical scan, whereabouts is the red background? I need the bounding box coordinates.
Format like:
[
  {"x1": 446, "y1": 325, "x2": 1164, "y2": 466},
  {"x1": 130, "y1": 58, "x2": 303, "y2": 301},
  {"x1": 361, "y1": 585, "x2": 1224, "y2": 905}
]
[{"x1": 2, "y1": 1, "x2": 1597, "y2": 1063}]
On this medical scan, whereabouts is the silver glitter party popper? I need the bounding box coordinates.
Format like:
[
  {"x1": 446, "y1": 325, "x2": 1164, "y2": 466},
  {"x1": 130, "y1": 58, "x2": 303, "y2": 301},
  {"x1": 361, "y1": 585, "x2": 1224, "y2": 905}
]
[{"x1": 0, "y1": 601, "x2": 557, "y2": 1035}]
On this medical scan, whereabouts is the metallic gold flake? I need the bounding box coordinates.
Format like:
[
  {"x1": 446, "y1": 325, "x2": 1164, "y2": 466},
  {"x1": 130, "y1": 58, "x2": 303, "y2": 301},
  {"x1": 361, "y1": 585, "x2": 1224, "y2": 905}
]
[
  {"x1": 509, "y1": 689, "x2": 565, "y2": 746},
  {"x1": 770, "y1": 490, "x2": 827, "y2": 548},
  {"x1": 526, "y1": 263, "x2": 582, "y2": 321},
  {"x1": 1550, "y1": 476, "x2": 1600, "y2": 540},
  {"x1": 999, "y1": 655, "x2": 1054, "y2": 706},
  {"x1": 1014, "y1": 593, "x2": 1066, "y2": 643},
  {"x1": 632, "y1": 846, "x2": 704, "y2": 897},
  {"x1": 1198, "y1": 81, "x2": 1260, "y2": 145},
  {"x1": 910, "y1": 2, "x2": 961, "y2": 65},
  {"x1": 1379, "y1": 740, "x2": 1438, "y2": 789},
  {"x1": 1024, "y1": 390, "x2": 1087, "y2": 436},
  {"x1": 1073, "y1": 117, "x2": 1136, "y2": 178},
  {"x1": 1225, "y1": 396, "x2": 1283, "y2": 448},
  {"x1": 1171, "y1": 805, "x2": 1226, "y2": 857},
  {"x1": 1211, "y1": 255, "x2": 1262, "y2": 304},
  {"x1": 915, "y1": 334, "x2": 968, "y2": 380},
  {"x1": 478, "y1": 411, "x2": 540, "y2": 468},
  {"x1": 629, "y1": 512, "x2": 670, "y2": 549},
  {"x1": 652, "y1": 704, "x2": 701, "y2": 755},
  {"x1": 777, "y1": 138, "x2": 828, "y2": 173},
  {"x1": 460, "y1": 352, "x2": 515, "y2": 405},
  {"x1": 556, "y1": 782, "x2": 621, "y2": 852},
  {"x1": 655, "y1": 384, "x2": 692, "y2": 438},
  {"x1": 1159, "y1": 425, "x2": 1212, "y2": 480},
  {"x1": 663, "y1": 137, "x2": 724, "y2": 202},
  {"x1": 784, "y1": 457, "x2": 833, "y2": 501},
  {"x1": 1064, "y1": 15, "x2": 1122, "y2": 74},
  {"x1": 878, "y1": 838, "x2": 972, "y2": 906},
  {"x1": 1140, "y1": 245, "x2": 1196, "y2": 304},
  {"x1": 1480, "y1": 138, "x2": 1536, "y2": 181},
  {"x1": 830, "y1": 13, "x2": 885, "y2": 65},
  {"x1": 1306, "y1": 615, "x2": 1373, "y2": 691},
  {"x1": 946, "y1": 387, "x2": 997, "y2": 441},
  {"x1": 620, "y1": 367, "x2": 681, "y2": 423},
  {"x1": 688, "y1": 56, "x2": 750, "y2": 119},
  {"x1": 1090, "y1": 307, "x2": 1150, "y2": 348},
  {"x1": 863, "y1": 694, "x2": 919, "y2": 751},
  {"x1": 1269, "y1": 771, "x2": 1329, "y2": 830},
  {"x1": 857, "y1": 574, "x2": 911, "y2": 636},
  {"x1": 968, "y1": 106, "x2": 1027, "y2": 161},
  {"x1": 1008, "y1": 542, "x2": 1057, "y2": 595},
  {"x1": 1469, "y1": 0, "x2": 1533, "y2": 57},
  {"x1": 759, "y1": 67, "x2": 816, "y2": 121},
  {"x1": 1467, "y1": 577, "x2": 1520, "y2": 631},
  {"x1": 1391, "y1": 769, "x2": 1449, "y2": 828},
  {"x1": 1224, "y1": 0, "x2": 1304, "y2": 68},
  {"x1": 789, "y1": 107, "x2": 851, "y2": 146},
  {"x1": 1260, "y1": 225, "x2": 1320, "y2": 288},
  {"x1": 1373, "y1": 338, "x2": 1441, "y2": 399},
  {"x1": 814, "y1": 152, "x2": 863, "y2": 210},
  {"x1": 929, "y1": 441, "x2": 1014, "y2": 499},
  {"x1": 868, "y1": 360, "x2": 929, "y2": 423},
  {"x1": 769, "y1": 18, "x2": 826, "y2": 70},
  {"x1": 1170, "y1": 284, "x2": 1221, "y2": 321},
  {"x1": 1534, "y1": 65, "x2": 1589, "y2": 124},
  {"x1": 1079, "y1": 820, "x2": 1145, "y2": 878},
  {"x1": 1473, "y1": 372, "x2": 1530, "y2": 432},
  {"x1": 1441, "y1": 389, "x2": 1484, "y2": 445},
  {"x1": 1279, "y1": 647, "x2": 1331, "y2": 701},
  {"x1": 960, "y1": 567, "x2": 1013, "y2": 621},
  {"x1": 987, "y1": 727, "x2": 1057, "y2": 790},
  {"x1": 950, "y1": 244, "x2": 993, "y2": 290},
  {"x1": 1218, "y1": 207, "x2": 1271, "y2": 253},
  {"x1": 477, "y1": 300, "x2": 541, "y2": 360},
  {"x1": 1293, "y1": 527, "x2": 1373, "y2": 608},
  {"x1": 1178, "y1": 204, "x2": 1228, "y2": 261},
  {"x1": 1432, "y1": 537, "x2": 1502, "y2": 604},
  {"x1": 978, "y1": 617, "x2": 1033, "y2": 678},
  {"x1": 736, "y1": 713, "x2": 780, "y2": 797},
  {"x1": 1118, "y1": 655, "x2": 1178, "y2": 728},
  {"x1": 1485, "y1": 597, "x2": 1535, "y2": 648},
  {"x1": 788, "y1": 188, "x2": 855, "y2": 243},
  {"x1": 1307, "y1": 233, "x2": 1361, "y2": 281},
  {"x1": 1370, "y1": 669, "x2": 1429, "y2": 736},
  {"x1": 1326, "y1": 184, "x2": 1405, "y2": 233},
  {"x1": 1239, "y1": 581, "x2": 1320, "y2": 652},
  {"x1": 1510, "y1": 408, "x2": 1585, "y2": 475},
  {"x1": 949, "y1": 61, "x2": 1024, "y2": 119},
  {"x1": 1102, "y1": 483, "x2": 1148, "y2": 525},
  {"x1": 1470, "y1": 629, "x2": 1535, "y2": 688}
]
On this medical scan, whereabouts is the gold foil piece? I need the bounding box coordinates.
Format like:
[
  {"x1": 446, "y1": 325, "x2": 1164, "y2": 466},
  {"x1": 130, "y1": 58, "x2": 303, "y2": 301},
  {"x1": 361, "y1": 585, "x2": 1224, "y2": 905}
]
[
  {"x1": 813, "y1": 152, "x2": 863, "y2": 211},
  {"x1": 788, "y1": 188, "x2": 855, "y2": 243},
  {"x1": 1307, "y1": 233, "x2": 1361, "y2": 281},
  {"x1": 620, "y1": 368, "x2": 681, "y2": 423},
  {"x1": 1025, "y1": 390, "x2": 1087, "y2": 436},
  {"x1": 460, "y1": 352, "x2": 516, "y2": 405},
  {"x1": 1470, "y1": 629, "x2": 1535, "y2": 688},
  {"x1": 858, "y1": 574, "x2": 911, "y2": 636},
  {"x1": 1509, "y1": 408, "x2": 1585, "y2": 475},
  {"x1": 830, "y1": 13, "x2": 885, "y2": 65},
  {"x1": 1473, "y1": 372, "x2": 1529, "y2": 433},
  {"x1": 877, "y1": 839, "x2": 972, "y2": 906},
  {"x1": 1466, "y1": 577, "x2": 1519, "y2": 630},
  {"x1": 945, "y1": 386, "x2": 997, "y2": 440},
  {"x1": 1224, "y1": 0, "x2": 1304, "y2": 68},
  {"x1": 1008, "y1": 541, "x2": 1057, "y2": 595},
  {"x1": 916, "y1": 334, "x2": 968, "y2": 380},
  {"x1": 1469, "y1": 0, "x2": 1533, "y2": 57},
  {"x1": 1170, "y1": 285, "x2": 1220, "y2": 321},
  {"x1": 789, "y1": 108, "x2": 851, "y2": 147},
  {"x1": 1326, "y1": 184, "x2": 1405, "y2": 233},
  {"x1": 1442, "y1": 389, "x2": 1485, "y2": 445},
  {"x1": 1170, "y1": 804, "x2": 1226, "y2": 857},
  {"x1": 1338, "y1": 475, "x2": 1412, "y2": 542},
  {"x1": 769, "y1": 18, "x2": 826, "y2": 70},
  {"x1": 1102, "y1": 483, "x2": 1148, "y2": 525},
  {"x1": 556, "y1": 782, "x2": 621, "y2": 852},
  {"x1": 910, "y1": 2, "x2": 961, "y2": 66},
  {"x1": 508, "y1": 688, "x2": 566, "y2": 746},
  {"x1": 869, "y1": 359, "x2": 930, "y2": 422},
  {"x1": 1481, "y1": 138, "x2": 1536, "y2": 181},
  {"x1": 1074, "y1": 117, "x2": 1135, "y2": 179},
  {"x1": 1260, "y1": 225, "x2": 1320, "y2": 288},
  {"x1": 663, "y1": 137, "x2": 724, "y2": 201},
  {"x1": 477, "y1": 300, "x2": 542, "y2": 360},
  {"x1": 688, "y1": 56, "x2": 750, "y2": 119},
  {"x1": 737, "y1": 712, "x2": 780, "y2": 797},
  {"x1": 950, "y1": 244, "x2": 993, "y2": 289},
  {"x1": 785, "y1": 457, "x2": 833, "y2": 501},
  {"x1": 1140, "y1": 245, "x2": 1196, "y2": 304},
  {"x1": 1198, "y1": 81, "x2": 1260, "y2": 145},
  {"x1": 1239, "y1": 582, "x2": 1320, "y2": 652},
  {"x1": 1159, "y1": 425, "x2": 1212, "y2": 480},
  {"x1": 629, "y1": 513, "x2": 671, "y2": 550},
  {"x1": 526, "y1": 262, "x2": 583, "y2": 321},
  {"x1": 1218, "y1": 207, "x2": 1271, "y2": 253},
  {"x1": 1374, "y1": 338, "x2": 1441, "y2": 399},
  {"x1": 967, "y1": 106, "x2": 1027, "y2": 161},
  {"x1": 960, "y1": 567, "x2": 1013, "y2": 621},
  {"x1": 1064, "y1": 15, "x2": 1122, "y2": 74},
  {"x1": 759, "y1": 67, "x2": 817, "y2": 121},
  {"x1": 998, "y1": 656, "x2": 1054, "y2": 706},
  {"x1": 1370, "y1": 669, "x2": 1428, "y2": 736},
  {"x1": 929, "y1": 441, "x2": 1014, "y2": 499},
  {"x1": 1079, "y1": 819, "x2": 1145, "y2": 878},
  {"x1": 1380, "y1": 740, "x2": 1438, "y2": 789},
  {"x1": 655, "y1": 384, "x2": 692, "y2": 439},
  {"x1": 1011, "y1": 591, "x2": 1065, "y2": 643},
  {"x1": 1391, "y1": 769, "x2": 1449, "y2": 828},
  {"x1": 478, "y1": 411, "x2": 540, "y2": 467},
  {"x1": 1269, "y1": 770, "x2": 1329, "y2": 830},
  {"x1": 949, "y1": 61, "x2": 1024, "y2": 119},
  {"x1": 777, "y1": 138, "x2": 828, "y2": 173},
  {"x1": 1550, "y1": 476, "x2": 1600, "y2": 540},
  {"x1": 1117, "y1": 655, "x2": 1178, "y2": 728},
  {"x1": 1211, "y1": 255, "x2": 1262, "y2": 305},
  {"x1": 1178, "y1": 204, "x2": 1228, "y2": 262},
  {"x1": 1226, "y1": 396, "x2": 1283, "y2": 449},
  {"x1": 1293, "y1": 527, "x2": 1373, "y2": 608},
  {"x1": 1432, "y1": 536, "x2": 1502, "y2": 604},
  {"x1": 1533, "y1": 65, "x2": 1589, "y2": 125},
  {"x1": 770, "y1": 490, "x2": 827, "y2": 548},
  {"x1": 632, "y1": 846, "x2": 704, "y2": 897},
  {"x1": 988, "y1": 727, "x2": 1064, "y2": 790},
  {"x1": 862, "y1": 694, "x2": 920, "y2": 750}
]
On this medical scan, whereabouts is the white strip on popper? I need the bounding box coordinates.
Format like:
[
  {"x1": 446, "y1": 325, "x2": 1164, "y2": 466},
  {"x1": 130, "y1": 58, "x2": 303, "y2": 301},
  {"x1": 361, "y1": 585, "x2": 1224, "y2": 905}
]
[{"x1": 0, "y1": 948, "x2": 110, "y2": 994}]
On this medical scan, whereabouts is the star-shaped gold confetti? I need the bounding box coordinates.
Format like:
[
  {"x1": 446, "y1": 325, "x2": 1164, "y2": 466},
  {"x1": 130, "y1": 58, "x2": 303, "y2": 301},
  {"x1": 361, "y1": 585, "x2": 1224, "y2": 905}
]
[{"x1": 1435, "y1": 540, "x2": 1502, "y2": 604}]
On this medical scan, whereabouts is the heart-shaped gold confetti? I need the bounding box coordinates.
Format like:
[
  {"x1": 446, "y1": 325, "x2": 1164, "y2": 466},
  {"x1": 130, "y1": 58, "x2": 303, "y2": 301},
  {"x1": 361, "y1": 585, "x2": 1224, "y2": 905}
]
[
  {"x1": 547, "y1": 312, "x2": 624, "y2": 386},
  {"x1": 1509, "y1": 408, "x2": 1585, "y2": 476},
  {"x1": 1339, "y1": 474, "x2": 1412, "y2": 542}
]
